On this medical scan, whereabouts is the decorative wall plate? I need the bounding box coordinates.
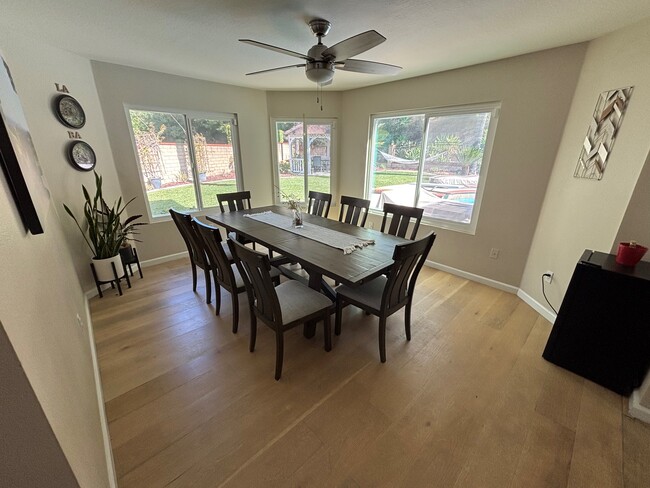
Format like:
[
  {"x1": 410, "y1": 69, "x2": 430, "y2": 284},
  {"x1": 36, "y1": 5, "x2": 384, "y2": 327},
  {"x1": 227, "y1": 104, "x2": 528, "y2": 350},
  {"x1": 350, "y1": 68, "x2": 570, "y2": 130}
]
[
  {"x1": 54, "y1": 94, "x2": 86, "y2": 129},
  {"x1": 68, "y1": 141, "x2": 96, "y2": 171}
]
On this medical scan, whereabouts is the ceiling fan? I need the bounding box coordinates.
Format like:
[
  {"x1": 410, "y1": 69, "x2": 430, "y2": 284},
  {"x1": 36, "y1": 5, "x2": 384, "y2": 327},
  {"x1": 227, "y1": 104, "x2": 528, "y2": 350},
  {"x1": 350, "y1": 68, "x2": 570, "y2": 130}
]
[{"x1": 239, "y1": 19, "x2": 401, "y2": 85}]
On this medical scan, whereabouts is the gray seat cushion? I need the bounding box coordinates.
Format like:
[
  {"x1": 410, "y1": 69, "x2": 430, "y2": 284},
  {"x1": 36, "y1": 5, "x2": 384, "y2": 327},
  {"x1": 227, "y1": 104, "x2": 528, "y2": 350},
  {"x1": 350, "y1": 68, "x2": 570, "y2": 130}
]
[
  {"x1": 275, "y1": 280, "x2": 332, "y2": 325},
  {"x1": 336, "y1": 275, "x2": 387, "y2": 312}
]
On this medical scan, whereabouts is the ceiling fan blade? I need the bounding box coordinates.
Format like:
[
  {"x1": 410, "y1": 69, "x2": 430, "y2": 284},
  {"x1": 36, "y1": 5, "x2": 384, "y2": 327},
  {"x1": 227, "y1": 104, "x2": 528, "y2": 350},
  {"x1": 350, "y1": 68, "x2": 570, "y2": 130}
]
[
  {"x1": 245, "y1": 64, "x2": 306, "y2": 76},
  {"x1": 337, "y1": 59, "x2": 402, "y2": 75},
  {"x1": 321, "y1": 30, "x2": 385, "y2": 61},
  {"x1": 239, "y1": 39, "x2": 312, "y2": 61}
]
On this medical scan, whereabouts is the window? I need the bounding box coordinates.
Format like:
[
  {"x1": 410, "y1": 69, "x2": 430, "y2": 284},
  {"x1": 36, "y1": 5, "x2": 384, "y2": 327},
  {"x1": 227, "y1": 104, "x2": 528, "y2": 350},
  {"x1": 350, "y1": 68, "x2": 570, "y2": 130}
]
[
  {"x1": 271, "y1": 119, "x2": 334, "y2": 203},
  {"x1": 126, "y1": 108, "x2": 243, "y2": 220},
  {"x1": 366, "y1": 103, "x2": 499, "y2": 233}
]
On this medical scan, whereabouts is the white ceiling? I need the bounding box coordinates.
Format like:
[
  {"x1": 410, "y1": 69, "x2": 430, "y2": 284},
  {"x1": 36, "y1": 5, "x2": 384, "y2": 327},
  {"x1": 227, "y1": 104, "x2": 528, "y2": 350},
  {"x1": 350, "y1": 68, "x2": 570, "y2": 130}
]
[{"x1": 2, "y1": 0, "x2": 650, "y2": 91}]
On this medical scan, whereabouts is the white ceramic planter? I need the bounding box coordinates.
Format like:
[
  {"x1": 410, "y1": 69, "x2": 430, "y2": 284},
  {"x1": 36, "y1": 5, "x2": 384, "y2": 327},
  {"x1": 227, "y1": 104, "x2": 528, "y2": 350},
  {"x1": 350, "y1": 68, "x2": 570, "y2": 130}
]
[{"x1": 92, "y1": 254, "x2": 125, "y2": 282}]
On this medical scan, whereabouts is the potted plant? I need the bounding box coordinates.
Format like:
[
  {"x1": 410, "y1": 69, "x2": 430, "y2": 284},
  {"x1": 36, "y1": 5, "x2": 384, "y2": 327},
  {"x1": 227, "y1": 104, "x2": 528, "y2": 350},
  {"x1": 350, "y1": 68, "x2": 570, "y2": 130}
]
[
  {"x1": 193, "y1": 132, "x2": 209, "y2": 182},
  {"x1": 133, "y1": 122, "x2": 165, "y2": 189},
  {"x1": 63, "y1": 172, "x2": 145, "y2": 282}
]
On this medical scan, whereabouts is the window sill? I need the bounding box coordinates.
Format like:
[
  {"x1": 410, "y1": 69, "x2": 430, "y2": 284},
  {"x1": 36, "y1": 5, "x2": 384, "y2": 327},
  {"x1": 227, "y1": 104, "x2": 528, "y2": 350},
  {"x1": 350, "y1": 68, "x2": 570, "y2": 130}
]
[
  {"x1": 367, "y1": 208, "x2": 477, "y2": 235},
  {"x1": 148, "y1": 206, "x2": 220, "y2": 224}
]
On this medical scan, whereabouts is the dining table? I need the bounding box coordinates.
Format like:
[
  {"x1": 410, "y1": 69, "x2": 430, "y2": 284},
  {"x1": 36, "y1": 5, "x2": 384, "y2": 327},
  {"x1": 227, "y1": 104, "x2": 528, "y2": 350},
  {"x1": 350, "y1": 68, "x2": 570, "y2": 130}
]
[{"x1": 206, "y1": 205, "x2": 409, "y2": 337}]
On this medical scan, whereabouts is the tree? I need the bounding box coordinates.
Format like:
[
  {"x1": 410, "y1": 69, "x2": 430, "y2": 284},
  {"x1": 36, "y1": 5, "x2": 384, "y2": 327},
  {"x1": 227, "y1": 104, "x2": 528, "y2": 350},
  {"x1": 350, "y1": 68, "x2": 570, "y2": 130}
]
[
  {"x1": 428, "y1": 134, "x2": 484, "y2": 175},
  {"x1": 132, "y1": 120, "x2": 165, "y2": 182},
  {"x1": 130, "y1": 110, "x2": 231, "y2": 144}
]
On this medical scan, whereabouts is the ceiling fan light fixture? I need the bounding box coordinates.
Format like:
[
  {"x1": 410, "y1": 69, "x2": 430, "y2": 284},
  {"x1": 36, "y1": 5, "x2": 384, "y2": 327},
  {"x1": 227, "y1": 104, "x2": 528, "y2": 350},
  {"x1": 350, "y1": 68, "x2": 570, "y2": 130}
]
[{"x1": 305, "y1": 61, "x2": 335, "y2": 84}]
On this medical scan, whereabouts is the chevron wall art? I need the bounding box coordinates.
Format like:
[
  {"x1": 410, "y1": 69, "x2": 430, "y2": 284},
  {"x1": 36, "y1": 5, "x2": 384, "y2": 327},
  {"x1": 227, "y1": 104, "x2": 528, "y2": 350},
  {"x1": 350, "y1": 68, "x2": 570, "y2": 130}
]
[{"x1": 574, "y1": 86, "x2": 633, "y2": 180}]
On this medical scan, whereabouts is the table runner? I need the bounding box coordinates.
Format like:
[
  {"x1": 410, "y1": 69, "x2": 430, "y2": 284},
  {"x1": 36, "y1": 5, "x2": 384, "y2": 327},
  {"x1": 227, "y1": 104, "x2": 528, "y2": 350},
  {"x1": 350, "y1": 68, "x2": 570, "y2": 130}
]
[{"x1": 245, "y1": 211, "x2": 374, "y2": 254}]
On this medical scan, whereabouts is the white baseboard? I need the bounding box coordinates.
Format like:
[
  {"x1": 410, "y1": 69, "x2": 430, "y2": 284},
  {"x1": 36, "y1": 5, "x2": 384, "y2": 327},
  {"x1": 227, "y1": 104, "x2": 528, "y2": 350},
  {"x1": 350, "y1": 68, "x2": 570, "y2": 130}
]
[
  {"x1": 425, "y1": 259, "x2": 518, "y2": 294},
  {"x1": 83, "y1": 251, "x2": 190, "y2": 297},
  {"x1": 629, "y1": 390, "x2": 650, "y2": 424},
  {"x1": 516, "y1": 288, "x2": 557, "y2": 324},
  {"x1": 82, "y1": 298, "x2": 118, "y2": 488},
  {"x1": 139, "y1": 251, "x2": 188, "y2": 268}
]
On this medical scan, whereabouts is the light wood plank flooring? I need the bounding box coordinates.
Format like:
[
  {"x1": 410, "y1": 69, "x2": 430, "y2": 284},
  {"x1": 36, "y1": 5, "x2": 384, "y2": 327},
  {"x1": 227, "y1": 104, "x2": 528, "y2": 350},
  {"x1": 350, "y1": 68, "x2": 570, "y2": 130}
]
[{"x1": 90, "y1": 258, "x2": 650, "y2": 487}]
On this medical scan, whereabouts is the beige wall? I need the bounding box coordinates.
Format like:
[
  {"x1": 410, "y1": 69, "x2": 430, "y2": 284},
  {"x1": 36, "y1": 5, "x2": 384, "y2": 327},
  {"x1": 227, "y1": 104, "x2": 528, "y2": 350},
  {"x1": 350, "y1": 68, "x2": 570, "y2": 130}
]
[
  {"x1": 91, "y1": 62, "x2": 273, "y2": 262},
  {"x1": 1, "y1": 322, "x2": 79, "y2": 487},
  {"x1": 0, "y1": 32, "x2": 114, "y2": 487},
  {"x1": 338, "y1": 45, "x2": 587, "y2": 286},
  {"x1": 520, "y1": 19, "x2": 650, "y2": 312},
  {"x1": 612, "y1": 151, "x2": 650, "y2": 261},
  {"x1": 0, "y1": 33, "x2": 123, "y2": 292}
]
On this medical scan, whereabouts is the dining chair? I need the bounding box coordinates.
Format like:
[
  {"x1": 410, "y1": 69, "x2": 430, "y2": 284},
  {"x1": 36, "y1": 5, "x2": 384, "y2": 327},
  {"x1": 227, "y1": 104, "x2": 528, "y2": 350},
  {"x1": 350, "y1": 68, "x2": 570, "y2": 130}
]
[
  {"x1": 380, "y1": 202, "x2": 424, "y2": 240},
  {"x1": 169, "y1": 209, "x2": 212, "y2": 304},
  {"x1": 228, "y1": 239, "x2": 333, "y2": 380},
  {"x1": 307, "y1": 190, "x2": 332, "y2": 217},
  {"x1": 334, "y1": 231, "x2": 436, "y2": 363},
  {"x1": 217, "y1": 190, "x2": 252, "y2": 212},
  {"x1": 193, "y1": 219, "x2": 280, "y2": 333},
  {"x1": 338, "y1": 195, "x2": 371, "y2": 227},
  {"x1": 217, "y1": 190, "x2": 256, "y2": 249}
]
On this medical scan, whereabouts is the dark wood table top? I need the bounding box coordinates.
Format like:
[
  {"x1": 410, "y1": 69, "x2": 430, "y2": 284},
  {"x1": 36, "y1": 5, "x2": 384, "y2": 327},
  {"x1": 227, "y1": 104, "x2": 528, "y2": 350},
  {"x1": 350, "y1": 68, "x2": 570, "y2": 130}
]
[{"x1": 206, "y1": 205, "x2": 408, "y2": 287}]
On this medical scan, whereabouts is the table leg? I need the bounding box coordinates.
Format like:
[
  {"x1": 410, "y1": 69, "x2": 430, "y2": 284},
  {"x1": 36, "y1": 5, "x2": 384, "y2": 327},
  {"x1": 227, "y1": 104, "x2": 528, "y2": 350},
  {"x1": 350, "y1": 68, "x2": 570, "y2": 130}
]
[{"x1": 303, "y1": 269, "x2": 322, "y2": 338}]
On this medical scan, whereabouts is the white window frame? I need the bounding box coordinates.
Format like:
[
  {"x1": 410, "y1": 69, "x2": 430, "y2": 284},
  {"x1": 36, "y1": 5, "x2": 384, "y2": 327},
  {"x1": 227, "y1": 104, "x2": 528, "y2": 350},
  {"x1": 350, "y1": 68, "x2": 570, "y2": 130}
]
[
  {"x1": 125, "y1": 104, "x2": 244, "y2": 223},
  {"x1": 365, "y1": 102, "x2": 500, "y2": 235},
  {"x1": 270, "y1": 117, "x2": 337, "y2": 204}
]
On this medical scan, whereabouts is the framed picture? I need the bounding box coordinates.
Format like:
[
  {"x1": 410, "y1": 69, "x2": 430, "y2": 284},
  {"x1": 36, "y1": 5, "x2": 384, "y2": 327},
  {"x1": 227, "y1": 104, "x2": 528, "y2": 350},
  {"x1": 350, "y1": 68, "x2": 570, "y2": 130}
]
[{"x1": 0, "y1": 53, "x2": 48, "y2": 235}]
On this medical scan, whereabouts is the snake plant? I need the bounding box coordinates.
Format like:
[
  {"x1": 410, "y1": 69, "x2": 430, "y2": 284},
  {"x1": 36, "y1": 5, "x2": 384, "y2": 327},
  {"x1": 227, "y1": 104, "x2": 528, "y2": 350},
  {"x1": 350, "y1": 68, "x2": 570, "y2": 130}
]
[{"x1": 63, "y1": 172, "x2": 145, "y2": 259}]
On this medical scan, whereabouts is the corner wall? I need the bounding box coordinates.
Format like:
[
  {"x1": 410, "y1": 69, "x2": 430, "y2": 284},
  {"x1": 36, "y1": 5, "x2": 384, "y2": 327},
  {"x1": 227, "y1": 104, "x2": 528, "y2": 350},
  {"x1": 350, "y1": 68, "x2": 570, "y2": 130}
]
[
  {"x1": 0, "y1": 32, "x2": 123, "y2": 292},
  {"x1": 338, "y1": 44, "x2": 587, "y2": 286},
  {"x1": 520, "y1": 18, "x2": 650, "y2": 313},
  {"x1": 612, "y1": 150, "x2": 650, "y2": 260},
  {"x1": 0, "y1": 32, "x2": 117, "y2": 487}
]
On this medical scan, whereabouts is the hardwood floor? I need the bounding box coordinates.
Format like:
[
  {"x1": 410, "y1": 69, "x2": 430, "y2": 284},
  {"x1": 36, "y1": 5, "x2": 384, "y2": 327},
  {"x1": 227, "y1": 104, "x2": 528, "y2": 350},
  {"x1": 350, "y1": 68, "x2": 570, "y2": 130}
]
[{"x1": 89, "y1": 258, "x2": 650, "y2": 487}]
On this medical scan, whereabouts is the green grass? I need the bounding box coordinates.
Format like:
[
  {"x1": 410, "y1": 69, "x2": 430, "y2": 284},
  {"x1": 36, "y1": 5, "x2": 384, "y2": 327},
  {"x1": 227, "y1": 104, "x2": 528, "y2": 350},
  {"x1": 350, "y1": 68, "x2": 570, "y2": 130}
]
[
  {"x1": 371, "y1": 171, "x2": 418, "y2": 188},
  {"x1": 148, "y1": 172, "x2": 415, "y2": 216},
  {"x1": 277, "y1": 175, "x2": 331, "y2": 200},
  {"x1": 148, "y1": 181, "x2": 237, "y2": 216}
]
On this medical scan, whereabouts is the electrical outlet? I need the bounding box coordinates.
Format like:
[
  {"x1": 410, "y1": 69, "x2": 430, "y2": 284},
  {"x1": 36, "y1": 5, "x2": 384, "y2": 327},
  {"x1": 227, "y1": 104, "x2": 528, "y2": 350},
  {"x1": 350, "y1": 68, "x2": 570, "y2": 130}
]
[
  {"x1": 489, "y1": 248, "x2": 500, "y2": 259},
  {"x1": 76, "y1": 313, "x2": 84, "y2": 330},
  {"x1": 543, "y1": 271, "x2": 554, "y2": 284}
]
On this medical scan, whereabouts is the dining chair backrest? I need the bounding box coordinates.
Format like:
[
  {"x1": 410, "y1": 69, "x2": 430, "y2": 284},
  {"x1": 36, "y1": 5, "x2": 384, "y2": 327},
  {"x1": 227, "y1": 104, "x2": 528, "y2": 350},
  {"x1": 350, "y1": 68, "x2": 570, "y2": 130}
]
[
  {"x1": 169, "y1": 209, "x2": 209, "y2": 268},
  {"x1": 193, "y1": 219, "x2": 235, "y2": 289},
  {"x1": 307, "y1": 191, "x2": 332, "y2": 217},
  {"x1": 380, "y1": 203, "x2": 424, "y2": 240},
  {"x1": 228, "y1": 239, "x2": 282, "y2": 325},
  {"x1": 217, "y1": 191, "x2": 252, "y2": 213},
  {"x1": 338, "y1": 195, "x2": 371, "y2": 227},
  {"x1": 382, "y1": 232, "x2": 436, "y2": 312}
]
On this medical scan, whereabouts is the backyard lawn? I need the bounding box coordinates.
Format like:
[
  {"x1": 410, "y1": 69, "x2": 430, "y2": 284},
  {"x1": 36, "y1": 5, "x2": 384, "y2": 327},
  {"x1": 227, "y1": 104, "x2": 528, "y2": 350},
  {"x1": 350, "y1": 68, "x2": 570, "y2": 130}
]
[{"x1": 147, "y1": 171, "x2": 417, "y2": 217}]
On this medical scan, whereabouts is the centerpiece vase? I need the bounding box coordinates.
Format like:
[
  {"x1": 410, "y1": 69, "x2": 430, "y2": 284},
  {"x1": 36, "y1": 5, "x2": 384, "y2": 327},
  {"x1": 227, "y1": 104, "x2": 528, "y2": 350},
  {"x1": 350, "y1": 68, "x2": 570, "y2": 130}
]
[{"x1": 292, "y1": 208, "x2": 303, "y2": 228}]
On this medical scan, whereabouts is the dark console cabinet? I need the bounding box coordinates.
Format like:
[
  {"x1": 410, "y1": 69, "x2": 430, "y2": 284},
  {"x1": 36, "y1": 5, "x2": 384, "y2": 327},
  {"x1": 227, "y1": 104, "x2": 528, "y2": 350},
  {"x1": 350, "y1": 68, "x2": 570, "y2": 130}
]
[{"x1": 542, "y1": 250, "x2": 650, "y2": 396}]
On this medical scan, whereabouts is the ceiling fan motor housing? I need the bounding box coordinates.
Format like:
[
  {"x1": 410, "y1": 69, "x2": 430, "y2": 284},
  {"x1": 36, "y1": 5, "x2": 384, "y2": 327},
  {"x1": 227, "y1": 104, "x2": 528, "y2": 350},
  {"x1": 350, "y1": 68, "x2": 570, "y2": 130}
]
[{"x1": 309, "y1": 19, "x2": 331, "y2": 38}]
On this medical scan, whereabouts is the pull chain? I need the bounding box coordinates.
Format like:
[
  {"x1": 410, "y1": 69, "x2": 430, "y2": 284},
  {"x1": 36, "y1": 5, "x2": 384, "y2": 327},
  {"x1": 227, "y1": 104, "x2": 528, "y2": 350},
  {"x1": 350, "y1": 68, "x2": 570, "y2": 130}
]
[{"x1": 316, "y1": 83, "x2": 324, "y2": 111}]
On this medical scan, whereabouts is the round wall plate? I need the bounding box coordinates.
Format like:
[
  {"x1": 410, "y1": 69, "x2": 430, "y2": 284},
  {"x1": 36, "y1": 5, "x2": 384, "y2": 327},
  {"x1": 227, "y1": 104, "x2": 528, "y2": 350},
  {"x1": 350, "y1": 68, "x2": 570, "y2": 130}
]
[
  {"x1": 54, "y1": 94, "x2": 86, "y2": 129},
  {"x1": 68, "y1": 141, "x2": 96, "y2": 171}
]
